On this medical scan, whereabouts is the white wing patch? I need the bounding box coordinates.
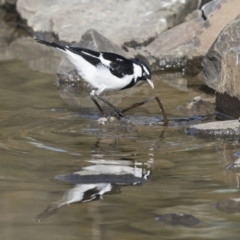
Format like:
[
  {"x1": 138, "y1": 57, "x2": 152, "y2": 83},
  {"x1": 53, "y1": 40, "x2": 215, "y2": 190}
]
[
  {"x1": 99, "y1": 54, "x2": 111, "y2": 67},
  {"x1": 133, "y1": 63, "x2": 142, "y2": 82},
  {"x1": 142, "y1": 65, "x2": 150, "y2": 75},
  {"x1": 82, "y1": 52, "x2": 111, "y2": 67},
  {"x1": 82, "y1": 51, "x2": 98, "y2": 58}
]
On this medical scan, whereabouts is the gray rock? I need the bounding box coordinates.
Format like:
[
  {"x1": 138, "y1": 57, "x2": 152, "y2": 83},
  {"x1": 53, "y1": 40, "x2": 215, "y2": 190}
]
[
  {"x1": 146, "y1": 0, "x2": 240, "y2": 74},
  {"x1": 155, "y1": 213, "x2": 200, "y2": 227},
  {"x1": 16, "y1": 0, "x2": 200, "y2": 46},
  {"x1": 226, "y1": 158, "x2": 240, "y2": 171},
  {"x1": 202, "y1": 13, "x2": 240, "y2": 118},
  {"x1": 186, "y1": 120, "x2": 240, "y2": 138},
  {"x1": 146, "y1": 17, "x2": 204, "y2": 73},
  {"x1": 178, "y1": 96, "x2": 215, "y2": 117},
  {"x1": 215, "y1": 92, "x2": 240, "y2": 119},
  {"x1": 216, "y1": 198, "x2": 240, "y2": 214}
]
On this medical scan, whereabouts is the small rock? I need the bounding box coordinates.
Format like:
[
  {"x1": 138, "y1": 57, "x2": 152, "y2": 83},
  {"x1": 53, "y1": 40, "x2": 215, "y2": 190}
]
[
  {"x1": 226, "y1": 158, "x2": 240, "y2": 171},
  {"x1": 186, "y1": 120, "x2": 240, "y2": 138},
  {"x1": 155, "y1": 213, "x2": 200, "y2": 227},
  {"x1": 178, "y1": 96, "x2": 215, "y2": 116},
  {"x1": 97, "y1": 117, "x2": 108, "y2": 125},
  {"x1": 216, "y1": 198, "x2": 240, "y2": 214}
]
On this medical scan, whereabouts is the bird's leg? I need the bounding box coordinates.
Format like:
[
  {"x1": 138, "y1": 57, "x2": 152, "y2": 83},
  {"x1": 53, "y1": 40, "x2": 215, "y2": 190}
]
[
  {"x1": 95, "y1": 95, "x2": 126, "y2": 118},
  {"x1": 120, "y1": 96, "x2": 168, "y2": 126},
  {"x1": 90, "y1": 95, "x2": 108, "y2": 117}
]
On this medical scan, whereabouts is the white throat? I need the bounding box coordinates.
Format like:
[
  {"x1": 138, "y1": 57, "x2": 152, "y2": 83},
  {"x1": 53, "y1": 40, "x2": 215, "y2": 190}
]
[{"x1": 133, "y1": 63, "x2": 142, "y2": 82}]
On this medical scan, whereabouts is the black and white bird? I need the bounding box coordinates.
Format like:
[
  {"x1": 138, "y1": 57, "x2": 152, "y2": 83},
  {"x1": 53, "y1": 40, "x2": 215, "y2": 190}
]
[{"x1": 35, "y1": 39, "x2": 154, "y2": 118}]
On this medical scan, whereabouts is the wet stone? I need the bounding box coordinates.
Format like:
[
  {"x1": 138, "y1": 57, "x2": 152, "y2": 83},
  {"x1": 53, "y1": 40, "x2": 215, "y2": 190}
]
[
  {"x1": 155, "y1": 213, "x2": 200, "y2": 227},
  {"x1": 226, "y1": 158, "x2": 240, "y2": 172},
  {"x1": 216, "y1": 198, "x2": 240, "y2": 214},
  {"x1": 186, "y1": 120, "x2": 240, "y2": 139},
  {"x1": 178, "y1": 96, "x2": 215, "y2": 117}
]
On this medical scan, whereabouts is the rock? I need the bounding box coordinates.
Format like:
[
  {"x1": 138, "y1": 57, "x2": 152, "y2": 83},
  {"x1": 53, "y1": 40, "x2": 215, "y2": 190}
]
[
  {"x1": 155, "y1": 213, "x2": 200, "y2": 227},
  {"x1": 147, "y1": 17, "x2": 204, "y2": 73},
  {"x1": 16, "y1": 0, "x2": 200, "y2": 46},
  {"x1": 215, "y1": 93, "x2": 240, "y2": 119},
  {"x1": 226, "y1": 158, "x2": 240, "y2": 171},
  {"x1": 216, "y1": 198, "x2": 240, "y2": 214},
  {"x1": 186, "y1": 120, "x2": 240, "y2": 138},
  {"x1": 146, "y1": 0, "x2": 240, "y2": 74},
  {"x1": 202, "y1": 13, "x2": 240, "y2": 118},
  {"x1": 178, "y1": 96, "x2": 215, "y2": 117},
  {"x1": 224, "y1": 157, "x2": 240, "y2": 187}
]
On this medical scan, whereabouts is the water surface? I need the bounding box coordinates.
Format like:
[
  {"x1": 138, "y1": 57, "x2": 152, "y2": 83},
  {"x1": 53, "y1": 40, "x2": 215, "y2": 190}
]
[{"x1": 0, "y1": 59, "x2": 239, "y2": 240}]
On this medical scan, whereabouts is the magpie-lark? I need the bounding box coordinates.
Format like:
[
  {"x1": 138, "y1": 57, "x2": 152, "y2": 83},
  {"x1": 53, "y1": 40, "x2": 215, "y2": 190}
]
[{"x1": 35, "y1": 39, "x2": 155, "y2": 118}]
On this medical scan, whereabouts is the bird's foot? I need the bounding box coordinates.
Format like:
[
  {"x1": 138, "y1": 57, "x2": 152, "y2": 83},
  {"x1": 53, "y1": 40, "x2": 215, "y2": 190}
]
[
  {"x1": 102, "y1": 113, "x2": 109, "y2": 118},
  {"x1": 112, "y1": 111, "x2": 127, "y2": 119}
]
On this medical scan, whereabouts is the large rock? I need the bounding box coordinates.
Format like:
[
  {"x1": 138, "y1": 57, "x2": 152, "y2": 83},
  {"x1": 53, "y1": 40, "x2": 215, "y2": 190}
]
[
  {"x1": 146, "y1": 0, "x2": 240, "y2": 74},
  {"x1": 16, "y1": 0, "x2": 200, "y2": 46},
  {"x1": 202, "y1": 14, "x2": 240, "y2": 118}
]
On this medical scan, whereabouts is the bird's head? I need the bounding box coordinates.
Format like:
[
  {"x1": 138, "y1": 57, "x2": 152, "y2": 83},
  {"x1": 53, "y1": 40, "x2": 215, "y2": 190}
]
[{"x1": 132, "y1": 58, "x2": 154, "y2": 89}]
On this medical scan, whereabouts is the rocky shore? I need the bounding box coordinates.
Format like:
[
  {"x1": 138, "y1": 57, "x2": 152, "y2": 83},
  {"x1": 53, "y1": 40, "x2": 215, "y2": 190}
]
[{"x1": 1, "y1": 0, "x2": 240, "y2": 138}]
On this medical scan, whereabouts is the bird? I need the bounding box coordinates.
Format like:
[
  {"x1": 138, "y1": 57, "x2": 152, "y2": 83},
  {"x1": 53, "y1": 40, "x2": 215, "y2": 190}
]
[{"x1": 35, "y1": 39, "x2": 154, "y2": 118}]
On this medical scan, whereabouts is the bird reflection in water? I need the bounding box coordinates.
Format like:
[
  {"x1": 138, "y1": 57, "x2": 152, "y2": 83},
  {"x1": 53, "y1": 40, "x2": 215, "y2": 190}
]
[{"x1": 35, "y1": 159, "x2": 151, "y2": 222}]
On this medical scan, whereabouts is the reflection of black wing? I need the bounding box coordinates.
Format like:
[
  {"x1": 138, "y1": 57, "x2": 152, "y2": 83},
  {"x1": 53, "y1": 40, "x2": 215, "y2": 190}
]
[
  {"x1": 102, "y1": 52, "x2": 134, "y2": 78},
  {"x1": 55, "y1": 172, "x2": 146, "y2": 185}
]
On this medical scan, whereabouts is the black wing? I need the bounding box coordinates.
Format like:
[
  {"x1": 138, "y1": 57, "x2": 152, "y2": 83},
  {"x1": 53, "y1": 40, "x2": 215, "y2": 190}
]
[
  {"x1": 35, "y1": 39, "x2": 134, "y2": 78},
  {"x1": 69, "y1": 47, "x2": 102, "y2": 67},
  {"x1": 102, "y1": 52, "x2": 134, "y2": 78},
  {"x1": 70, "y1": 49, "x2": 134, "y2": 78}
]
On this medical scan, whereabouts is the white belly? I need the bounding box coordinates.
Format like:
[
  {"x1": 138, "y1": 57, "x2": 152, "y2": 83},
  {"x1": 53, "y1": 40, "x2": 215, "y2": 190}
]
[{"x1": 65, "y1": 50, "x2": 133, "y2": 94}]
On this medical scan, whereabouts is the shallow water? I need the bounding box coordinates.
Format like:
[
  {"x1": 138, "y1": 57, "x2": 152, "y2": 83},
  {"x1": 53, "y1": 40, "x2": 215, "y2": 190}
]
[{"x1": 0, "y1": 59, "x2": 240, "y2": 240}]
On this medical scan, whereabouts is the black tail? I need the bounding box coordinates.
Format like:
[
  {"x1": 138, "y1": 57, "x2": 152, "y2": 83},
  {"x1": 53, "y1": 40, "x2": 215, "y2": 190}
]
[{"x1": 35, "y1": 39, "x2": 66, "y2": 51}]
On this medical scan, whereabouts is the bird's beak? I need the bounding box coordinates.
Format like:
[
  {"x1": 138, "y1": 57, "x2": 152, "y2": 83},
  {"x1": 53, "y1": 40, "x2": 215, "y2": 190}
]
[{"x1": 147, "y1": 79, "x2": 154, "y2": 89}]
